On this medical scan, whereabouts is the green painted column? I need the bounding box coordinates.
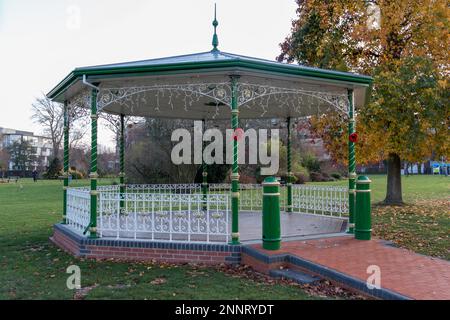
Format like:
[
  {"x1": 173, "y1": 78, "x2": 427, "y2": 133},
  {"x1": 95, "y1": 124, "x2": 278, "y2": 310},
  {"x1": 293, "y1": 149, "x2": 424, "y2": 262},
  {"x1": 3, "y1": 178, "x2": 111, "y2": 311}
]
[
  {"x1": 89, "y1": 89, "x2": 98, "y2": 238},
  {"x1": 119, "y1": 114, "x2": 125, "y2": 211},
  {"x1": 230, "y1": 76, "x2": 240, "y2": 245},
  {"x1": 262, "y1": 176, "x2": 281, "y2": 250},
  {"x1": 202, "y1": 119, "x2": 208, "y2": 210},
  {"x1": 286, "y1": 117, "x2": 293, "y2": 213},
  {"x1": 355, "y1": 176, "x2": 371, "y2": 240},
  {"x1": 62, "y1": 101, "x2": 69, "y2": 224},
  {"x1": 348, "y1": 89, "x2": 356, "y2": 234}
]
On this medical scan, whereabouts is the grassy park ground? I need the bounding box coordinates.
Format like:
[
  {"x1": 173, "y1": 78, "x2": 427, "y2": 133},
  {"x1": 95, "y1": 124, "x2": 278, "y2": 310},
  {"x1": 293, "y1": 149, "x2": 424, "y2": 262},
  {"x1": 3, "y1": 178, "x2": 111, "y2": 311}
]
[
  {"x1": 0, "y1": 175, "x2": 448, "y2": 299},
  {"x1": 312, "y1": 175, "x2": 450, "y2": 259}
]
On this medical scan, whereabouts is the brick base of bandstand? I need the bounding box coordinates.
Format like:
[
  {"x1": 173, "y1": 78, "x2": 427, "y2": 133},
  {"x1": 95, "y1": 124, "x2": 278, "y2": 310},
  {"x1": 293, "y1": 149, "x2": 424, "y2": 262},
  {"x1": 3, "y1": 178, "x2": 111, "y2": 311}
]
[{"x1": 50, "y1": 224, "x2": 241, "y2": 265}]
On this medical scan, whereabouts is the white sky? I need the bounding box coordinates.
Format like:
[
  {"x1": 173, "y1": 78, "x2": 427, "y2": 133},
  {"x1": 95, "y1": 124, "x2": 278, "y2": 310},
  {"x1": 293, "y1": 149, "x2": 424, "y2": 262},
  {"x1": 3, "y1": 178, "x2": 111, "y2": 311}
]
[{"x1": 0, "y1": 0, "x2": 298, "y2": 147}]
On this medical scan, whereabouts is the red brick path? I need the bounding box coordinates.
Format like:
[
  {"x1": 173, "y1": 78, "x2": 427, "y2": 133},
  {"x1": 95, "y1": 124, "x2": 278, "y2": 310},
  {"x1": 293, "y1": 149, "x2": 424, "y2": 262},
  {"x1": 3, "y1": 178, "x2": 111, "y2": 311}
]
[{"x1": 250, "y1": 237, "x2": 450, "y2": 300}]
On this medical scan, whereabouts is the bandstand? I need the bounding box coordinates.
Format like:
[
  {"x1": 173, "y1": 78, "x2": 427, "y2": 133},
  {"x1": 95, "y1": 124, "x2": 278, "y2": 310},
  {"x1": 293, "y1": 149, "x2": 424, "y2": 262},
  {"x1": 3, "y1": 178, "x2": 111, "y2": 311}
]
[{"x1": 48, "y1": 11, "x2": 372, "y2": 264}]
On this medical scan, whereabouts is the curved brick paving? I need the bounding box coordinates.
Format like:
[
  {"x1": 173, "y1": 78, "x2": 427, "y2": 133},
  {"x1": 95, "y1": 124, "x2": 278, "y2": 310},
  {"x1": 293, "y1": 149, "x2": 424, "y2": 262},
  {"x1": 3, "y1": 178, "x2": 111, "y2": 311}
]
[{"x1": 251, "y1": 236, "x2": 450, "y2": 300}]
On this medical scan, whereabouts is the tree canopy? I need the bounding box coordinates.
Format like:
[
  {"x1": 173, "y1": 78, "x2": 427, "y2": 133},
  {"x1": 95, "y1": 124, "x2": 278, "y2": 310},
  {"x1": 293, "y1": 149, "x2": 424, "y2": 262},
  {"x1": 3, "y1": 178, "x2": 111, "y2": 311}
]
[{"x1": 278, "y1": 0, "x2": 449, "y2": 204}]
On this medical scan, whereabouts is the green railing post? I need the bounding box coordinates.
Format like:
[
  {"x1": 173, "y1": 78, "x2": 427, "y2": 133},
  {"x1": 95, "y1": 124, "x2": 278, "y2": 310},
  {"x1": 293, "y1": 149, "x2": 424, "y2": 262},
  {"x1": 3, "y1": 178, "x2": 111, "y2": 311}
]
[
  {"x1": 89, "y1": 88, "x2": 98, "y2": 238},
  {"x1": 286, "y1": 117, "x2": 293, "y2": 212},
  {"x1": 202, "y1": 119, "x2": 208, "y2": 211},
  {"x1": 62, "y1": 101, "x2": 69, "y2": 224},
  {"x1": 119, "y1": 114, "x2": 125, "y2": 212},
  {"x1": 355, "y1": 176, "x2": 372, "y2": 240},
  {"x1": 262, "y1": 176, "x2": 281, "y2": 250},
  {"x1": 348, "y1": 88, "x2": 356, "y2": 233},
  {"x1": 230, "y1": 75, "x2": 240, "y2": 245}
]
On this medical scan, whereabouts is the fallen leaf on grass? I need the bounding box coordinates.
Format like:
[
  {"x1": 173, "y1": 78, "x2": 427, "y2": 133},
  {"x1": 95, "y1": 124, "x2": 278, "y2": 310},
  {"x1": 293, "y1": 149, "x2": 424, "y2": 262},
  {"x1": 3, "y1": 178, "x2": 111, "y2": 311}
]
[
  {"x1": 150, "y1": 277, "x2": 167, "y2": 285},
  {"x1": 73, "y1": 284, "x2": 98, "y2": 300}
]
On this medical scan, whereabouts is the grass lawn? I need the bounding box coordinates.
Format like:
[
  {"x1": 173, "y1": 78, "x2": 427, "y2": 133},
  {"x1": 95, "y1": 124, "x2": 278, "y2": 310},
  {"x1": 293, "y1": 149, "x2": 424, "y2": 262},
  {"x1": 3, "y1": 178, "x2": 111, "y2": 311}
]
[
  {"x1": 310, "y1": 174, "x2": 450, "y2": 203},
  {"x1": 0, "y1": 178, "x2": 331, "y2": 300},
  {"x1": 0, "y1": 175, "x2": 448, "y2": 299},
  {"x1": 315, "y1": 175, "x2": 450, "y2": 259}
]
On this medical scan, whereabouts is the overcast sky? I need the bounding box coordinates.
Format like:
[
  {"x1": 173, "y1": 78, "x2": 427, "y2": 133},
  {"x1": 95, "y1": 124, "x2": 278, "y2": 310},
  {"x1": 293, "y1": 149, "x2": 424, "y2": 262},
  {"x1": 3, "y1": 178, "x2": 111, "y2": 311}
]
[{"x1": 0, "y1": 0, "x2": 297, "y2": 146}]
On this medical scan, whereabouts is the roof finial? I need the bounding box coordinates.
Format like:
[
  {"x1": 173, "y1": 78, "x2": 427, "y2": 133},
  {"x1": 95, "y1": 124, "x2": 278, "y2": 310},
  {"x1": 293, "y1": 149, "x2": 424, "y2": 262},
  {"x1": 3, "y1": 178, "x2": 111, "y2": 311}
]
[{"x1": 212, "y1": 3, "x2": 219, "y2": 51}]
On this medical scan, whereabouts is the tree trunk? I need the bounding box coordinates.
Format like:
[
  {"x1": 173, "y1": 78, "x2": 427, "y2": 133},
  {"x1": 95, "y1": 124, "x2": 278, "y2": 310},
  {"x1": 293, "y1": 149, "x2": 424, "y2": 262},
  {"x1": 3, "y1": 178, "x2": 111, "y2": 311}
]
[{"x1": 384, "y1": 153, "x2": 403, "y2": 205}]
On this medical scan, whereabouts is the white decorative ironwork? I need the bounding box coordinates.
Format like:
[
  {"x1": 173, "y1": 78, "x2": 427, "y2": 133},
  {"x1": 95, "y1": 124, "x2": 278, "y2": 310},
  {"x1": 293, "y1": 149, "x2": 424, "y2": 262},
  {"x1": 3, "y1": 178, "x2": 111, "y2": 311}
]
[
  {"x1": 208, "y1": 183, "x2": 346, "y2": 215},
  {"x1": 237, "y1": 83, "x2": 349, "y2": 116},
  {"x1": 63, "y1": 81, "x2": 350, "y2": 118},
  {"x1": 65, "y1": 183, "x2": 347, "y2": 241},
  {"x1": 66, "y1": 188, "x2": 90, "y2": 233},
  {"x1": 96, "y1": 82, "x2": 233, "y2": 118},
  {"x1": 98, "y1": 191, "x2": 229, "y2": 243},
  {"x1": 125, "y1": 183, "x2": 202, "y2": 194},
  {"x1": 66, "y1": 88, "x2": 91, "y2": 114},
  {"x1": 291, "y1": 185, "x2": 348, "y2": 217}
]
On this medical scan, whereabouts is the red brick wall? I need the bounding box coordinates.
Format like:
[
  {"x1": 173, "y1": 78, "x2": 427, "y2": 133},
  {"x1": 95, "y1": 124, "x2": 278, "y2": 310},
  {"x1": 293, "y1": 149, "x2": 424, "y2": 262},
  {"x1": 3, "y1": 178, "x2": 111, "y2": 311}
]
[
  {"x1": 50, "y1": 226, "x2": 238, "y2": 265},
  {"x1": 51, "y1": 228, "x2": 80, "y2": 256},
  {"x1": 241, "y1": 253, "x2": 285, "y2": 274},
  {"x1": 83, "y1": 245, "x2": 232, "y2": 264}
]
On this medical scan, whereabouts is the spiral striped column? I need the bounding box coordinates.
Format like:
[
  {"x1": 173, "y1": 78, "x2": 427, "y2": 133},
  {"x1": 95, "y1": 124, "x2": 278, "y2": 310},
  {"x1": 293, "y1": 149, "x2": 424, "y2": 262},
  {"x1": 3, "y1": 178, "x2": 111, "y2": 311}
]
[
  {"x1": 286, "y1": 117, "x2": 293, "y2": 212},
  {"x1": 119, "y1": 114, "x2": 125, "y2": 211},
  {"x1": 62, "y1": 101, "x2": 69, "y2": 224},
  {"x1": 230, "y1": 76, "x2": 240, "y2": 244},
  {"x1": 347, "y1": 89, "x2": 356, "y2": 234},
  {"x1": 89, "y1": 89, "x2": 98, "y2": 238},
  {"x1": 202, "y1": 119, "x2": 208, "y2": 210}
]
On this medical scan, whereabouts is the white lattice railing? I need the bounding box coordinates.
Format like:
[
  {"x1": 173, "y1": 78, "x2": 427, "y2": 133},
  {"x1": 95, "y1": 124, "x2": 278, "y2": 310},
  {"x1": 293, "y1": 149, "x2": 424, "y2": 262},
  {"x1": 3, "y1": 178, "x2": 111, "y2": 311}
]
[
  {"x1": 65, "y1": 183, "x2": 348, "y2": 241},
  {"x1": 66, "y1": 188, "x2": 90, "y2": 233},
  {"x1": 208, "y1": 183, "x2": 348, "y2": 216},
  {"x1": 209, "y1": 183, "x2": 266, "y2": 211},
  {"x1": 125, "y1": 184, "x2": 202, "y2": 194},
  {"x1": 291, "y1": 185, "x2": 348, "y2": 217},
  {"x1": 98, "y1": 192, "x2": 229, "y2": 243}
]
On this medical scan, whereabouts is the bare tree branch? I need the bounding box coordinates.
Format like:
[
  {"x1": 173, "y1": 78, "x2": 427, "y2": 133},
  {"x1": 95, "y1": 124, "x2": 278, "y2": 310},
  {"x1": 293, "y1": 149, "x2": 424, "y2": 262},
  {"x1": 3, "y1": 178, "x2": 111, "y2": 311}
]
[{"x1": 31, "y1": 93, "x2": 89, "y2": 160}]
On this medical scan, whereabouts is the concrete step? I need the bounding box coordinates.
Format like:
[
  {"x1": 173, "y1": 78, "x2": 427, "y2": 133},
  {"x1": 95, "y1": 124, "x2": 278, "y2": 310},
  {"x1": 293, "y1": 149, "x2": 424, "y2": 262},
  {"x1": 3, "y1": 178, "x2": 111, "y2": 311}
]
[{"x1": 269, "y1": 268, "x2": 321, "y2": 285}]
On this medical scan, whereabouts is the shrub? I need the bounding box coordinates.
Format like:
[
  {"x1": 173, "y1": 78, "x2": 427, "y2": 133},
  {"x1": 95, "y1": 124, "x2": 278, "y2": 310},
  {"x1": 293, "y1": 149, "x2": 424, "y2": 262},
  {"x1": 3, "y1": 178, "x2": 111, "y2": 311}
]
[
  {"x1": 321, "y1": 172, "x2": 331, "y2": 180},
  {"x1": 240, "y1": 174, "x2": 257, "y2": 184},
  {"x1": 301, "y1": 153, "x2": 321, "y2": 173},
  {"x1": 68, "y1": 168, "x2": 84, "y2": 179},
  {"x1": 309, "y1": 172, "x2": 323, "y2": 182},
  {"x1": 43, "y1": 157, "x2": 62, "y2": 179},
  {"x1": 294, "y1": 173, "x2": 308, "y2": 184},
  {"x1": 330, "y1": 172, "x2": 342, "y2": 180}
]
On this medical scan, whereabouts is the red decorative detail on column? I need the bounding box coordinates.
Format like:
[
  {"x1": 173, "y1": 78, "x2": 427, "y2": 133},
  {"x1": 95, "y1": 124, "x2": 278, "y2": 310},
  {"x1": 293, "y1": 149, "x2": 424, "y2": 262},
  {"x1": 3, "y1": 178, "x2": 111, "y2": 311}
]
[
  {"x1": 232, "y1": 128, "x2": 244, "y2": 141},
  {"x1": 349, "y1": 132, "x2": 358, "y2": 143}
]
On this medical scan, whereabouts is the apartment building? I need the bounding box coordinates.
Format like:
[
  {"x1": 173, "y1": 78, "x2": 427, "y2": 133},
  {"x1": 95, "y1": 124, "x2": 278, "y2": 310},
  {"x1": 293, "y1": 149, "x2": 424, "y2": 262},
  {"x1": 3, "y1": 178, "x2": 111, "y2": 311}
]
[{"x1": 0, "y1": 127, "x2": 53, "y2": 172}]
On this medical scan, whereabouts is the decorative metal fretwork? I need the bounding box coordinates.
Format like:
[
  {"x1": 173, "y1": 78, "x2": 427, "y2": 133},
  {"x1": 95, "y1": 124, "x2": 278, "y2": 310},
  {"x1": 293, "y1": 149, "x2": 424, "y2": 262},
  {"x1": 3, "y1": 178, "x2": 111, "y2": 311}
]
[
  {"x1": 97, "y1": 191, "x2": 230, "y2": 243},
  {"x1": 66, "y1": 88, "x2": 91, "y2": 113},
  {"x1": 236, "y1": 83, "x2": 349, "y2": 117},
  {"x1": 65, "y1": 184, "x2": 349, "y2": 241},
  {"x1": 66, "y1": 188, "x2": 90, "y2": 233},
  {"x1": 96, "y1": 82, "x2": 233, "y2": 118},
  {"x1": 63, "y1": 81, "x2": 350, "y2": 118}
]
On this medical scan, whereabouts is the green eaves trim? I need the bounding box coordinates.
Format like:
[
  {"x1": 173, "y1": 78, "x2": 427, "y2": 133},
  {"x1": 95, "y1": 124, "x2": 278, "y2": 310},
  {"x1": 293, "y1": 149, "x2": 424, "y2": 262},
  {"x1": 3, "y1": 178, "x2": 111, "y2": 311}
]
[{"x1": 47, "y1": 59, "x2": 373, "y2": 100}]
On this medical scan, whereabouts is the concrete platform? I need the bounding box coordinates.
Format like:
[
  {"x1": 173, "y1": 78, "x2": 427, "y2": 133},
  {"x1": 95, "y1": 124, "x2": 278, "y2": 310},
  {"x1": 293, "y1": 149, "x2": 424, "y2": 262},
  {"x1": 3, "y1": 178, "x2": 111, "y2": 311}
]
[
  {"x1": 98, "y1": 211, "x2": 348, "y2": 243},
  {"x1": 239, "y1": 211, "x2": 348, "y2": 242}
]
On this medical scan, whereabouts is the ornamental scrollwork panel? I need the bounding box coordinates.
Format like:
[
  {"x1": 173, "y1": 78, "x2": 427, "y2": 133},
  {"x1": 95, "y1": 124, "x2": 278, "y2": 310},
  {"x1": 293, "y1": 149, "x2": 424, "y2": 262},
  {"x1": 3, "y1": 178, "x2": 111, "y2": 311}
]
[{"x1": 68, "y1": 81, "x2": 350, "y2": 117}]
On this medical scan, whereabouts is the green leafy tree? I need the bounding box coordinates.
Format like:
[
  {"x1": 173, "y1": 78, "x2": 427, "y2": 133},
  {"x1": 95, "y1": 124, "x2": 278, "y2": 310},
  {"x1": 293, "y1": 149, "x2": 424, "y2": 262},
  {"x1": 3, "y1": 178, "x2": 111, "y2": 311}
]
[{"x1": 279, "y1": 0, "x2": 449, "y2": 204}]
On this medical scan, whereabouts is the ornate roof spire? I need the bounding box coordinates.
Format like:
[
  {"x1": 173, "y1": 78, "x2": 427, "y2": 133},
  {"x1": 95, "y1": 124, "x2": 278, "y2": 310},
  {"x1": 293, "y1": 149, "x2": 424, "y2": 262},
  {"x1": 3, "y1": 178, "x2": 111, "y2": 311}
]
[{"x1": 211, "y1": 4, "x2": 219, "y2": 51}]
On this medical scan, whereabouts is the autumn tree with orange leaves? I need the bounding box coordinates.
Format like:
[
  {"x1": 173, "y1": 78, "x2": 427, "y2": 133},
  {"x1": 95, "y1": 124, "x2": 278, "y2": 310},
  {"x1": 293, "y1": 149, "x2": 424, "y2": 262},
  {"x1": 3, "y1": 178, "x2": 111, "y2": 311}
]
[{"x1": 278, "y1": 0, "x2": 449, "y2": 204}]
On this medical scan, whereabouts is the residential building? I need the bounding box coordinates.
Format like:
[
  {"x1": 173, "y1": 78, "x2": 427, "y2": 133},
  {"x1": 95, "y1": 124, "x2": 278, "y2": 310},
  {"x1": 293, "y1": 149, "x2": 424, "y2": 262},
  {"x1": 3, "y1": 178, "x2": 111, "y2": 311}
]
[{"x1": 0, "y1": 127, "x2": 53, "y2": 172}]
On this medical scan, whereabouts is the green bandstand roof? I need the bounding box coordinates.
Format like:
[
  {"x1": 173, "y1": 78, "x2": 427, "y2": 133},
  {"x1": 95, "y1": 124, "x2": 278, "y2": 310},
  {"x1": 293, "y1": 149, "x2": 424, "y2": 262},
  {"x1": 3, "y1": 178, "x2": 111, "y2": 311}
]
[{"x1": 47, "y1": 13, "x2": 372, "y2": 120}]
